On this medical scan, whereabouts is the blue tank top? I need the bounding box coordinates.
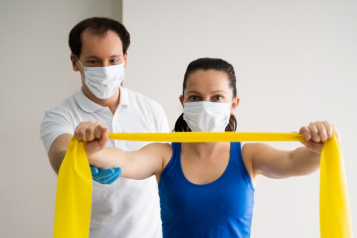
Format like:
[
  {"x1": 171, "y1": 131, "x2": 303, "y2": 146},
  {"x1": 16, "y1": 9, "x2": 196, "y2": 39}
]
[{"x1": 158, "y1": 142, "x2": 255, "y2": 238}]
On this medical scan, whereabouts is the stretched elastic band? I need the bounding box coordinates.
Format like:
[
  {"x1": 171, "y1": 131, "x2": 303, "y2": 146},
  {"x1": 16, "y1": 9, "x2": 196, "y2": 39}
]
[{"x1": 53, "y1": 132, "x2": 352, "y2": 238}]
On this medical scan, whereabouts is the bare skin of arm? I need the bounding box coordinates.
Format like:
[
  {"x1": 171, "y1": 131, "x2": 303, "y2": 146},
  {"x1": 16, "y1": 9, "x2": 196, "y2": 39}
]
[
  {"x1": 48, "y1": 133, "x2": 73, "y2": 174},
  {"x1": 74, "y1": 121, "x2": 172, "y2": 181},
  {"x1": 87, "y1": 143, "x2": 172, "y2": 181},
  {"x1": 243, "y1": 143, "x2": 321, "y2": 181},
  {"x1": 242, "y1": 121, "x2": 341, "y2": 185}
]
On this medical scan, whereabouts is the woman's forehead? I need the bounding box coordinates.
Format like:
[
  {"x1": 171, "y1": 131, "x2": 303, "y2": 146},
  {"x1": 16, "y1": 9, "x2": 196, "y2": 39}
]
[{"x1": 185, "y1": 70, "x2": 230, "y2": 91}]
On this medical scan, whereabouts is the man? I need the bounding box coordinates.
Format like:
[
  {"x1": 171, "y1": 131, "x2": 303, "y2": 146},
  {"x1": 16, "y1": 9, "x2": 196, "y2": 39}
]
[{"x1": 40, "y1": 17, "x2": 169, "y2": 237}]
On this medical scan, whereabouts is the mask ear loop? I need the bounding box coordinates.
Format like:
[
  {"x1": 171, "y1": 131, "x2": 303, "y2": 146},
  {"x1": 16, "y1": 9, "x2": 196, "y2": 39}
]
[
  {"x1": 75, "y1": 55, "x2": 86, "y2": 68},
  {"x1": 229, "y1": 101, "x2": 235, "y2": 115},
  {"x1": 75, "y1": 55, "x2": 86, "y2": 83}
]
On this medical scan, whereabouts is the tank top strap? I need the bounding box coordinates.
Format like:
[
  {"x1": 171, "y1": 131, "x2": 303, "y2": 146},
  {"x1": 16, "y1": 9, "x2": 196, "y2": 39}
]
[
  {"x1": 159, "y1": 143, "x2": 181, "y2": 185},
  {"x1": 168, "y1": 143, "x2": 181, "y2": 169},
  {"x1": 229, "y1": 142, "x2": 255, "y2": 191}
]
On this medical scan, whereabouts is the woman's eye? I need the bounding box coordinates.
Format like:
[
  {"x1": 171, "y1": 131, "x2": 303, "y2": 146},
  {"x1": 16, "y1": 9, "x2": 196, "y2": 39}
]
[
  {"x1": 189, "y1": 96, "x2": 199, "y2": 101},
  {"x1": 213, "y1": 95, "x2": 223, "y2": 100},
  {"x1": 88, "y1": 60, "x2": 98, "y2": 64},
  {"x1": 110, "y1": 59, "x2": 118, "y2": 63}
]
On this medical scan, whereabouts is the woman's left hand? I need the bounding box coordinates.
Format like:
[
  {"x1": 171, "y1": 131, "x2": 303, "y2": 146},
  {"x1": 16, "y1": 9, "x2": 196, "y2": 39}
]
[{"x1": 299, "y1": 121, "x2": 341, "y2": 153}]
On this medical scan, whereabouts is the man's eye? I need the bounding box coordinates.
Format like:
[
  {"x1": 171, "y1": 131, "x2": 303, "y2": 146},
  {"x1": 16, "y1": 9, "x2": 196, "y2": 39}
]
[{"x1": 89, "y1": 60, "x2": 97, "y2": 64}]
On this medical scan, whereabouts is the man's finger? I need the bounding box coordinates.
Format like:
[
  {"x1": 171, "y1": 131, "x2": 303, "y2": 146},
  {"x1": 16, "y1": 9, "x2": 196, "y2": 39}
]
[
  {"x1": 90, "y1": 166, "x2": 99, "y2": 175},
  {"x1": 106, "y1": 173, "x2": 120, "y2": 185},
  {"x1": 95, "y1": 168, "x2": 115, "y2": 179}
]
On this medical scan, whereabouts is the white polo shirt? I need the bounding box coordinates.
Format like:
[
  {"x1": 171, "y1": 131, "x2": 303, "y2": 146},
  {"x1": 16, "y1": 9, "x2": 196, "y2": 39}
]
[{"x1": 40, "y1": 86, "x2": 170, "y2": 238}]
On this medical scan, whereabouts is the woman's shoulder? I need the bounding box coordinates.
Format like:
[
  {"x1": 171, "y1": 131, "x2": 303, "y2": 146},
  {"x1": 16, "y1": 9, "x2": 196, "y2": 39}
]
[
  {"x1": 241, "y1": 143, "x2": 262, "y2": 186},
  {"x1": 146, "y1": 142, "x2": 173, "y2": 152}
]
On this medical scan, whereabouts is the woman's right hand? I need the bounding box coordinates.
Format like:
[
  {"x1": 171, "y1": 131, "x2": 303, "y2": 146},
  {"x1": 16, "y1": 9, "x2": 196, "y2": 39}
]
[{"x1": 74, "y1": 121, "x2": 109, "y2": 156}]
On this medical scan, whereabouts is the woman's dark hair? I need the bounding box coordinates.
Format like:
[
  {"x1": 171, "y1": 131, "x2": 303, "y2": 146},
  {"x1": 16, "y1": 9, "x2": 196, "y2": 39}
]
[
  {"x1": 174, "y1": 58, "x2": 237, "y2": 132},
  {"x1": 69, "y1": 17, "x2": 130, "y2": 58}
]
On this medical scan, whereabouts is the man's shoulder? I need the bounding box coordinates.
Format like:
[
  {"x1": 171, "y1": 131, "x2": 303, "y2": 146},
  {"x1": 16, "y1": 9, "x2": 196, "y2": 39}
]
[
  {"x1": 47, "y1": 92, "x2": 80, "y2": 113},
  {"x1": 124, "y1": 87, "x2": 163, "y2": 111}
]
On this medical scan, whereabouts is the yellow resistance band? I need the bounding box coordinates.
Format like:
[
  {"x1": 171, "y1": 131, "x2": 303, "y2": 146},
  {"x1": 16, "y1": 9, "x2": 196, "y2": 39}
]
[{"x1": 53, "y1": 132, "x2": 352, "y2": 238}]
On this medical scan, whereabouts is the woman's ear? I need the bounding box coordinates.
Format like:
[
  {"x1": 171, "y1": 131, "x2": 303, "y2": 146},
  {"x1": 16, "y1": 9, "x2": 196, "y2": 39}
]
[
  {"x1": 179, "y1": 95, "x2": 184, "y2": 107},
  {"x1": 230, "y1": 97, "x2": 240, "y2": 115}
]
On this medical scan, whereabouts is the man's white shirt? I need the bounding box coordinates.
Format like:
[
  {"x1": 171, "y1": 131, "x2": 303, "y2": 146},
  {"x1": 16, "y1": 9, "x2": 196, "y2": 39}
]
[{"x1": 40, "y1": 86, "x2": 169, "y2": 238}]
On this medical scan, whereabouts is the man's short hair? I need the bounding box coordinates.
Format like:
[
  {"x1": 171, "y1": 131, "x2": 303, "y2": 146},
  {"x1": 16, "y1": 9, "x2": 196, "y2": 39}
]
[{"x1": 69, "y1": 17, "x2": 130, "y2": 57}]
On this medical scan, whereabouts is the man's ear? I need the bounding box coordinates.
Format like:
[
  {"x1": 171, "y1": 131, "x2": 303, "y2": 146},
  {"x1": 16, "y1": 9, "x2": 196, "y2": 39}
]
[
  {"x1": 230, "y1": 97, "x2": 240, "y2": 115},
  {"x1": 179, "y1": 95, "x2": 184, "y2": 107},
  {"x1": 70, "y1": 54, "x2": 80, "y2": 72},
  {"x1": 124, "y1": 52, "x2": 128, "y2": 68}
]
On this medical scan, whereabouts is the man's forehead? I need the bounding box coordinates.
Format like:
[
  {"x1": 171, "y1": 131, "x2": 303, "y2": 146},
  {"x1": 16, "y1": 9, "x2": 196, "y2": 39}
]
[
  {"x1": 81, "y1": 29, "x2": 120, "y2": 43},
  {"x1": 80, "y1": 29, "x2": 123, "y2": 56}
]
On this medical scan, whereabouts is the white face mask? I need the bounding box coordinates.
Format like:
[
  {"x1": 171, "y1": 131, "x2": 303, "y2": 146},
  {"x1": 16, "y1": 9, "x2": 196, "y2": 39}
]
[
  {"x1": 183, "y1": 101, "x2": 232, "y2": 132},
  {"x1": 76, "y1": 56, "x2": 125, "y2": 99}
]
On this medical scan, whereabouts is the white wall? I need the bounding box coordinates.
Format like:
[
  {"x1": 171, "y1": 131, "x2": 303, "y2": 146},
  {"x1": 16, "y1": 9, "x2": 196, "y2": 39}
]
[
  {"x1": 123, "y1": 0, "x2": 357, "y2": 237},
  {"x1": 0, "y1": 1, "x2": 355, "y2": 237},
  {"x1": 0, "y1": 1, "x2": 121, "y2": 237}
]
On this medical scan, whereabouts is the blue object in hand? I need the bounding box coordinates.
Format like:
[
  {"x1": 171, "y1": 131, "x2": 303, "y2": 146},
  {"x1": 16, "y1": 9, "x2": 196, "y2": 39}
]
[{"x1": 90, "y1": 166, "x2": 121, "y2": 184}]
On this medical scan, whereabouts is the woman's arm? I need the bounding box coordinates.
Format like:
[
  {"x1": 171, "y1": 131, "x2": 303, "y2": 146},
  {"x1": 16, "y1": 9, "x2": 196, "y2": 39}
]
[
  {"x1": 74, "y1": 121, "x2": 172, "y2": 180},
  {"x1": 242, "y1": 121, "x2": 340, "y2": 179},
  {"x1": 88, "y1": 143, "x2": 172, "y2": 180}
]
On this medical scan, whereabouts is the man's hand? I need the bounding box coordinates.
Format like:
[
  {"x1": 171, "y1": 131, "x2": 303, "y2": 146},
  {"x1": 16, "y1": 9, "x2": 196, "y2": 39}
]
[
  {"x1": 299, "y1": 121, "x2": 341, "y2": 154},
  {"x1": 91, "y1": 166, "x2": 122, "y2": 184}
]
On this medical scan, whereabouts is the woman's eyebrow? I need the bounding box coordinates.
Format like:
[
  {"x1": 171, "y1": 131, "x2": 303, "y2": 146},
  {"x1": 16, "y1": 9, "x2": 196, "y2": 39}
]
[
  {"x1": 210, "y1": 90, "x2": 227, "y2": 95},
  {"x1": 85, "y1": 55, "x2": 121, "y2": 59},
  {"x1": 186, "y1": 91, "x2": 201, "y2": 95}
]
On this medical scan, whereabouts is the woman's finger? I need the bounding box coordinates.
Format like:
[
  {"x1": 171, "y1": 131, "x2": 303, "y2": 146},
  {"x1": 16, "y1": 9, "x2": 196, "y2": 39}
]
[
  {"x1": 332, "y1": 125, "x2": 342, "y2": 142},
  {"x1": 98, "y1": 126, "x2": 109, "y2": 149},
  {"x1": 299, "y1": 126, "x2": 311, "y2": 140},
  {"x1": 308, "y1": 122, "x2": 320, "y2": 143},
  {"x1": 85, "y1": 122, "x2": 96, "y2": 141},
  {"x1": 77, "y1": 121, "x2": 90, "y2": 141},
  {"x1": 94, "y1": 122, "x2": 104, "y2": 140},
  {"x1": 322, "y1": 121, "x2": 333, "y2": 140},
  {"x1": 316, "y1": 121, "x2": 328, "y2": 142}
]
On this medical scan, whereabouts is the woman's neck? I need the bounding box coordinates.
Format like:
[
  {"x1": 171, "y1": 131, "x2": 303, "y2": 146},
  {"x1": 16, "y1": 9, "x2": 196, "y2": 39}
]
[{"x1": 181, "y1": 142, "x2": 230, "y2": 159}]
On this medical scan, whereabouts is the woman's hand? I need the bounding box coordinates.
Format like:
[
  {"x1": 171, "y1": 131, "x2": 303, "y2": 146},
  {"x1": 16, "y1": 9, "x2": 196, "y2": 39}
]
[
  {"x1": 299, "y1": 121, "x2": 341, "y2": 154},
  {"x1": 74, "y1": 121, "x2": 109, "y2": 156}
]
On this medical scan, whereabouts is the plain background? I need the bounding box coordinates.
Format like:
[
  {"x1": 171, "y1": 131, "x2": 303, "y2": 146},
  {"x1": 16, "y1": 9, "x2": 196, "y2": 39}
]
[{"x1": 0, "y1": 0, "x2": 356, "y2": 237}]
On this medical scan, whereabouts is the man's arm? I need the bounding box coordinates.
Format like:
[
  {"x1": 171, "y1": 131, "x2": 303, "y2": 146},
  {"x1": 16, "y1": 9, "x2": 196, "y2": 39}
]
[{"x1": 48, "y1": 133, "x2": 73, "y2": 174}]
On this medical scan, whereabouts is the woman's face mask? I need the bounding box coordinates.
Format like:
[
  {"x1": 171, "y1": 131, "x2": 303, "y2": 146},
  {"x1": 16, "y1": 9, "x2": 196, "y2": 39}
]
[{"x1": 183, "y1": 101, "x2": 232, "y2": 132}]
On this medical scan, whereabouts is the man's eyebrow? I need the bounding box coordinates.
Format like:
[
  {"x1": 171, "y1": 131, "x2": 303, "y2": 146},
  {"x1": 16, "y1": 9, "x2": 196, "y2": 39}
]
[{"x1": 85, "y1": 56, "x2": 100, "y2": 59}]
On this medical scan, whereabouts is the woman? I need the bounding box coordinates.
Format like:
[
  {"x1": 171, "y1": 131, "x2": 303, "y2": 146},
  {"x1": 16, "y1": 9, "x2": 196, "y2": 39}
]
[{"x1": 75, "y1": 58, "x2": 340, "y2": 238}]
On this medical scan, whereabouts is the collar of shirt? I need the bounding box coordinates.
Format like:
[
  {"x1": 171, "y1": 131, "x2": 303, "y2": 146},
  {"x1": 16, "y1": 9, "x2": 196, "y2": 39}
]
[{"x1": 74, "y1": 86, "x2": 129, "y2": 113}]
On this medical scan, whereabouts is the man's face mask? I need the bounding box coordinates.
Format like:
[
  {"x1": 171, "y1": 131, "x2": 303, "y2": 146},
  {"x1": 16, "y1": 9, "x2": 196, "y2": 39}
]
[{"x1": 76, "y1": 56, "x2": 125, "y2": 99}]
